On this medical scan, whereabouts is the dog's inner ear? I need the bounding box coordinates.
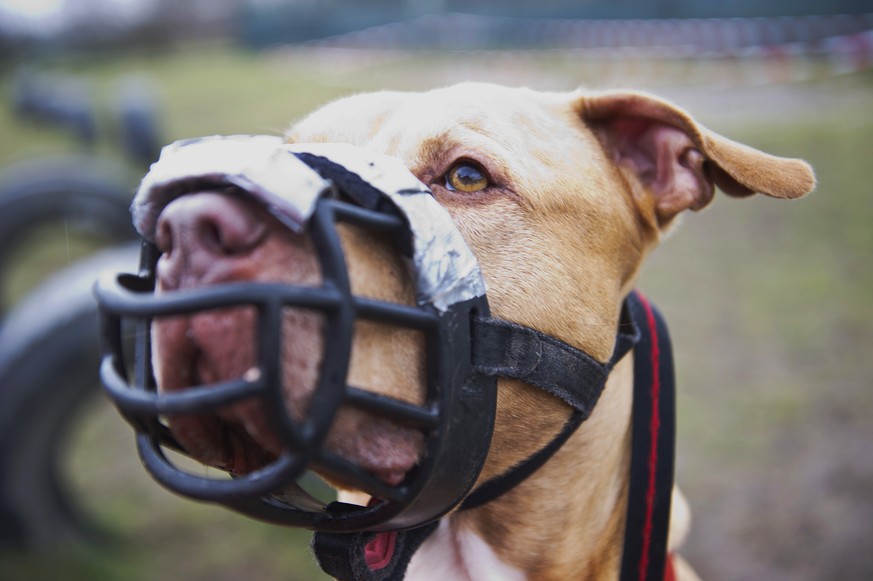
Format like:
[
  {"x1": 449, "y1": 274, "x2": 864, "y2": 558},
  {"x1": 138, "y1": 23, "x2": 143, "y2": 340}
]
[
  {"x1": 580, "y1": 92, "x2": 815, "y2": 228},
  {"x1": 594, "y1": 116, "x2": 712, "y2": 226}
]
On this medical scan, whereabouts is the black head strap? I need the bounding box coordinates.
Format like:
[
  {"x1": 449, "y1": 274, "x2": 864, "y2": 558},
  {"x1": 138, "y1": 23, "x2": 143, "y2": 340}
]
[
  {"x1": 292, "y1": 152, "x2": 414, "y2": 253},
  {"x1": 294, "y1": 152, "x2": 407, "y2": 219},
  {"x1": 461, "y1": 302, "x2": 640, "y2": 510},
  {"x1": 471, "y1": 307, "x2": 639, "y2": 417}
]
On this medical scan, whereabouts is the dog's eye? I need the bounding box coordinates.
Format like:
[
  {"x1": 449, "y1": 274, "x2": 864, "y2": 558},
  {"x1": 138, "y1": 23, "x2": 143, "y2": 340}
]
[{"x1": 445, "y1": 162, "x2": 489, "y2": 193}]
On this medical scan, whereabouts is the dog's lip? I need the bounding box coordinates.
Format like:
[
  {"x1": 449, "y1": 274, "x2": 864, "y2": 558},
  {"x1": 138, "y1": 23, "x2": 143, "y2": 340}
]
[
  {"x1": 318, "y1": 461, "x2": 413, "y2": 492},
  {"x1": 169, "y1": 351, "x2": 282, "y2": 474},
  {"x1": 182, "y1": 358, "x2": 421, "y2": 487},
  {"x1": 362, "y1": 445, "x2": 419, "y2": 487},
  {"x1": 162, "y1": 411, "x2": 278, "y2": 476},
  {"x1": 206, "y1": 417, "x2": 417, "y2": 487},
  {"x1": 324, "y1": 411, "x2": 424, "y2": 489},
  {"x1": 165, "y1": 325, "x2": 423, "y2": 488},
  {"x1": 369, "y1": 469, "x2": 408, "y2": 487},
  {"x1": 220, "y1": 419, "x2": 279, "y2": 475}
]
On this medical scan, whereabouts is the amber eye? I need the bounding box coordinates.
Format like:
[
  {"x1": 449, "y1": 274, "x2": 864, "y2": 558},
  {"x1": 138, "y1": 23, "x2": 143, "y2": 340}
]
[{"x1": 445, "y1": 162, "x2": 489, "y2": 193}]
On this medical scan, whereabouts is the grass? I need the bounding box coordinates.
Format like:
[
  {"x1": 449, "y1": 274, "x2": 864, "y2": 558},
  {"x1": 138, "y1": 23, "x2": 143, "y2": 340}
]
[
  {"x1": 0, "y1": 43, "x2": 356, "y2": 161},
  {"x1": 1, "y1": 43, "x2": 871, "y2": 580}
]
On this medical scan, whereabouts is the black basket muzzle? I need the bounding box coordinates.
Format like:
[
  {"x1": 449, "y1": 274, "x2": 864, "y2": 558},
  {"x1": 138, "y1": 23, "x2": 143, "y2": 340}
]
[{"x1": 94, "y1": 137, "x2": 497, "y2": 533}]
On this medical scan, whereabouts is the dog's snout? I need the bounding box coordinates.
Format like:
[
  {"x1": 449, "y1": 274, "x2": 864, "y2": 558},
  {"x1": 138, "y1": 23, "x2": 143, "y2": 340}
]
[{"x1": 156, "y1": 192, "x2": 267, "y2": 289}]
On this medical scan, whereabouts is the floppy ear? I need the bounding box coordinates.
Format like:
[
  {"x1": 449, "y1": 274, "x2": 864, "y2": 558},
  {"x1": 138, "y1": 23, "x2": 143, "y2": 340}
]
[{"x1": 578, "y1": 91, "x2": 815, "y2": 228}]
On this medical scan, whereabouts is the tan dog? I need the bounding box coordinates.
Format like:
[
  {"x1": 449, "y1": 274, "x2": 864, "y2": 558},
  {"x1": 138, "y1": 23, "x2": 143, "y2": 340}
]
[{"x1": 151, "y1": 83, "x2": 814, "y2": 580}]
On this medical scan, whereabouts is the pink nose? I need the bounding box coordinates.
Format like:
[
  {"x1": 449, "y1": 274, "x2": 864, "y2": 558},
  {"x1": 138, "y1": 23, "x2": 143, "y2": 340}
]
[{"x1": 155, "y1": 192, "x2": 267, "y2": 289}]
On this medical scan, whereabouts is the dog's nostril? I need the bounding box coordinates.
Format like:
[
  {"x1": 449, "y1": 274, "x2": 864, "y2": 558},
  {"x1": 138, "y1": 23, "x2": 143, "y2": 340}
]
[
  {"x1": 155, "y1": 192, "x2": 269, "y2": 288},
  {"x1": 157, "y1": 192, "x2": 267, "y2": 259},
  {"x1": 206, "y1": 214, "x2": 265, "y2": 257},
  {"x1": 198, "y1": 219, "x2": 229, "y2": 256}
]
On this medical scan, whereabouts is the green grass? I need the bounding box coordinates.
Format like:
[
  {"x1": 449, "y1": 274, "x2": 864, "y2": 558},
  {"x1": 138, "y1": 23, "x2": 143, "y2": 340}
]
[
  {"x1": 1, "y1": 44, "x2": 871, "y2": 580},
  {"x1": 0, "y1": 43, "x2": 356, "y2": 164}
]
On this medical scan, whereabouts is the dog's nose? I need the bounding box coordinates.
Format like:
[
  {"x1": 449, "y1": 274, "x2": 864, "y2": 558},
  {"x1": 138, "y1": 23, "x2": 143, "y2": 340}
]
[{"x1": 155, "y1": 192, "x2": 267, "y2": 289}]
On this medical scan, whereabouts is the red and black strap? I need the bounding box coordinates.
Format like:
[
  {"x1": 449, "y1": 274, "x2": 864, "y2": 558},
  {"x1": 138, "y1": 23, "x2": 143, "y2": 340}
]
[{"x1": 619, "y1": 292, "x2": 677, "y2": 581}]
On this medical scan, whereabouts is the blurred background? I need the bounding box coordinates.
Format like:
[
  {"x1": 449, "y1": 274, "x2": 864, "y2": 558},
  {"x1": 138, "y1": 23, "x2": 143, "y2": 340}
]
[{"x1": 0, "y1": 1, "x2": 870, "y2": 580}]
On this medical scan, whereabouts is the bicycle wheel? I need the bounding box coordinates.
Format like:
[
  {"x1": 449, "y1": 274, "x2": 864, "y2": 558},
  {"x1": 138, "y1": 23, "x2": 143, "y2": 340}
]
[
  {"x1": 0, "y1": 244, "x2": 138, "y2": 547},
  {"x1": 0, "y1": 155, "x2": 137, "y2": 318}
]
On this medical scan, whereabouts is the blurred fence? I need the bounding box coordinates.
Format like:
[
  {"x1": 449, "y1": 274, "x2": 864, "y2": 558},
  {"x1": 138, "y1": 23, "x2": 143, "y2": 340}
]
[{"x1": 280, "y1": 12, "x2": 873, "y2": 86}]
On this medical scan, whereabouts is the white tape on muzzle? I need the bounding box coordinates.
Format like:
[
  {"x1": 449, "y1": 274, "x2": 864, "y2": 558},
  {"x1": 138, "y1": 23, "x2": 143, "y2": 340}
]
[{"x1": 132, "y1": 135, "x2": 486, "y2": 311}]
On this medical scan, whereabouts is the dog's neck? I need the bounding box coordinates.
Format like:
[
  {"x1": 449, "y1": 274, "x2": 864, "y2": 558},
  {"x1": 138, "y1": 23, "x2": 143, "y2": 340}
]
[{"x1": 408, "y1": 357, "x2": 634, "y2": 580}]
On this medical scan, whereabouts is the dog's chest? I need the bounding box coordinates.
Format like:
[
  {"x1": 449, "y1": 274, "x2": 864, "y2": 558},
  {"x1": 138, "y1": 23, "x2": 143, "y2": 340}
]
[{"x1": 405, "y1": 519, "x2": 525, "y2": 581}]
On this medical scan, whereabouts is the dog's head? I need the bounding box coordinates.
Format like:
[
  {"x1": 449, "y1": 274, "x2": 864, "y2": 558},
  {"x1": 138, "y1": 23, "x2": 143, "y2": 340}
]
[
  {"x1": 287, "y1": 84, "x2": 813, "y2": 480},
  {"x1": 107, "y1": 83, "x2": 814, "y2": 523}
]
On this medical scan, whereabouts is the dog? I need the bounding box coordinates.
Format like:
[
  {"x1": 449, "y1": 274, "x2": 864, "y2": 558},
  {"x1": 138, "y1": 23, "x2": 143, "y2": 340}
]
[{"x1": 147, "y1": 83, "x2": 814, "y2": 580}]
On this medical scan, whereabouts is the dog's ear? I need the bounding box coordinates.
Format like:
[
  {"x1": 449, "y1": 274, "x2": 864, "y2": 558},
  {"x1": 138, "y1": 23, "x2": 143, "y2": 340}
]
[{"x1": 578, "y1": 91, "x2": 815, "y2": 227}]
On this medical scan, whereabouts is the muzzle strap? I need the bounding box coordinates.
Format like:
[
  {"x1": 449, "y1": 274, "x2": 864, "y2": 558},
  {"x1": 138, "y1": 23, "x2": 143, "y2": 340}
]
[
  {"x1": 471, "y1": 309, "x2": 638, "y2": 418},
  {"x1": 293, "y1": 152, "x2": 385, "y2": 211},
  {"x1": 459, "y1": 300, "x2": 640, "y2": 511}
]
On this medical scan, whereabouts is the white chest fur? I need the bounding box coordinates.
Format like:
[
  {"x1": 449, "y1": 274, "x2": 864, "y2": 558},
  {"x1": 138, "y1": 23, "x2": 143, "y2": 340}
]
[{"x1": 405, "y1": 519, "x2": 525, "y2": 581}]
